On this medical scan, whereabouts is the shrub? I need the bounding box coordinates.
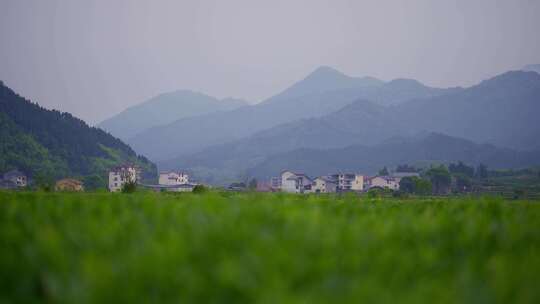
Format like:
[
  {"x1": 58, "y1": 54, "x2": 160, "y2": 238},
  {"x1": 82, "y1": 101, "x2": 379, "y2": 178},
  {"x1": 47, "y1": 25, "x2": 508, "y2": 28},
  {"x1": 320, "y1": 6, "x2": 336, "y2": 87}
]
[{"x1": 192, "y1": 184, "x2": 208, "y2": 194}]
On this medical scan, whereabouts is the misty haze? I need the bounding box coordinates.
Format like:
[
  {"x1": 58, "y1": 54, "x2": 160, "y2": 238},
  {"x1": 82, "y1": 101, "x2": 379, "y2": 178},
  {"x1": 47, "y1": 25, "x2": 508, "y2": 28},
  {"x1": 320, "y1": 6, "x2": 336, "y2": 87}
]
[{"x1": 1, "y1": 1, "x2": 540, "y2": 303}]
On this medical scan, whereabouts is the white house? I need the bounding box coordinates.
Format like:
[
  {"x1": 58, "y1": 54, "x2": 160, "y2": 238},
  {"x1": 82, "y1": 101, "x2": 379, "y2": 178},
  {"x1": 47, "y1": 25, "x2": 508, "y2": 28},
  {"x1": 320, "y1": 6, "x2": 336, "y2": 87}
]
[
  {"x1": 2, "y1": 170, "x2": 27, "y2": 188},
  {"x1": 311, "y1": 176, "x2": 337, "y2": 193},
  {"x1": 108, "y1": 164, "x2": 138, "y2": 192},
  {"x1": 281, "y1": 171, "x2": 312, "y2": 193},
  {"x1": 367, "y1": 176, "x2": 400, "y2": 191},
  {"x1": 159, "y1": 171, "x2": 189, "y2": 186},
  {"x1": 329, "y1": 173, "x2": 364, "y2": 191}
]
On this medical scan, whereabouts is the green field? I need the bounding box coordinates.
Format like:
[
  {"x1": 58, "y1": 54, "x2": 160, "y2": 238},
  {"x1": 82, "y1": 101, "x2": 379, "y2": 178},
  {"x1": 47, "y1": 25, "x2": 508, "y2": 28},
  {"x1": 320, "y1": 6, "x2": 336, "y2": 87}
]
[{"x1": 1, "y1": 191, "x2": 540, "y2": 303}]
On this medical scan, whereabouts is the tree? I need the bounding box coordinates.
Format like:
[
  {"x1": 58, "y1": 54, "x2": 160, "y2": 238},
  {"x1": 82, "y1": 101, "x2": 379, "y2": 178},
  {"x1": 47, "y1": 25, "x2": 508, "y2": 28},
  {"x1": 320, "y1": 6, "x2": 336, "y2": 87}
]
[
  {"x1": 34, "y1": 172, "x2": 54, "y2": 192},
  {"x1": 121, "y1": 180, "x2": 137, "y2": 193},
  {"x1": 82, "y1": 174, "x2": 105, "y2": 191},
  {"x1": 248, "y1": 178, "x2": 258, "y2": 190},
  {"x1": 454, "y1": 174, "x2": 472, "y2": 192},
  {"x1": 193, "y1": 185, "x2": 207, "y2": 194},
  {"x1": 449, "y1": 161, "x2": 474, "y2": 178},
  {"x1": 399, "y1": 176, "x2": 416, "y2": 194},
  {"x1": 476, "y1": 163, "x2": 488, "y2": 179},
  {"x1": 415, "y1": 178, "x2": 433, "y2": 195},
  {"x1": 396, "y1": 164, "x2": 418, "y2": 173},
  {"x1": 426, "y1": 165, "x2": 451, "y2": 195},
  {"x1": 399, "y1": 176, "x2": 432, "y2": 195},
  {"x1": 378, "y1": 166, "x2": 389, "y2": 176}
]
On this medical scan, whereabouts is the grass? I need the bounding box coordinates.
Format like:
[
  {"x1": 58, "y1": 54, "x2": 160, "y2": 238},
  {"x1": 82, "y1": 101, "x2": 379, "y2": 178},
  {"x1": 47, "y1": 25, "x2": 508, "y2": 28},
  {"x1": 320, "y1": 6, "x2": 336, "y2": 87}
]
[{"x1": 1, "y1": 191, "x2": 540, "y2": 303}]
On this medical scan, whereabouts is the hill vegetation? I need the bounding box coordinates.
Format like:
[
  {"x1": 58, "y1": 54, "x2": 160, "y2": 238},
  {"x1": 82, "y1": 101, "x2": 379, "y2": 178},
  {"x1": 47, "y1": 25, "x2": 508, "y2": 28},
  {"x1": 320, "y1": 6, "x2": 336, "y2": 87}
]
[{"x1": 0, "y1": 81, "x2": 156, "y2": 186}]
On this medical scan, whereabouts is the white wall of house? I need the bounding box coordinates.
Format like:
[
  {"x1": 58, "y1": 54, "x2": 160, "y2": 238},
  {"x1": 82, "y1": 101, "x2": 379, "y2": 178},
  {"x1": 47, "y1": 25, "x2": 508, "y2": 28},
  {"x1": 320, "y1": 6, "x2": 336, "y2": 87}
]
[
  {"x1": 280, "y1": 171, "x2": 313, "y2": 193},
  {"x1": 311, "y1": 177, "x2": 337, "y2": 193},
  {"x1": 3, "y1": 171, "x2": 27, "y2": 187},
  {"x1": 369, "y1": 176, "x2": 400, "y2": 190},
  {"x1": 351, "y1": 175, "x2": 364, "y2": 191},
  {"x1": 331, "y1": 173, "x2": 364, "y2": 191},
  {"x1": 159, "y1": 172, "x2": 189, "y2": 185},
  {"x1": 168, "y1": 185, "x2": 195, "y2": 192},
  {"x1": 108, "y1": 166, "x2": 138, "y2": 192},
  {"x1": 281, "y1": 171, "x2": 299, "y2": 193}
]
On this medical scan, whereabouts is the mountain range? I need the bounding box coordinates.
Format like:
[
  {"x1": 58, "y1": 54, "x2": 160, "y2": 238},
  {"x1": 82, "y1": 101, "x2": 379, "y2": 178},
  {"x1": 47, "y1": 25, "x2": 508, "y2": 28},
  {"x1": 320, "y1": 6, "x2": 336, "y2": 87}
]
[
  {"x1": 125, "y1": 66, "x2": 459, "y2": 161},
  {"x1": 0, "y1": 81, "x2": 155, "y2": 187},
  {"x1": 156, "y1": 70, "x2": 540, "y2": 184}
]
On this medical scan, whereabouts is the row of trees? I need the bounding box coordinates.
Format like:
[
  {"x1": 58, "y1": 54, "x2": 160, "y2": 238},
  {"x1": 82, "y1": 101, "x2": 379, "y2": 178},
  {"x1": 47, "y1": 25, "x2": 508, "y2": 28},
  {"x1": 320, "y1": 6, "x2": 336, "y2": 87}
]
[{"x1": 395, "y1": 162, "x2": 491, "y2": 196}]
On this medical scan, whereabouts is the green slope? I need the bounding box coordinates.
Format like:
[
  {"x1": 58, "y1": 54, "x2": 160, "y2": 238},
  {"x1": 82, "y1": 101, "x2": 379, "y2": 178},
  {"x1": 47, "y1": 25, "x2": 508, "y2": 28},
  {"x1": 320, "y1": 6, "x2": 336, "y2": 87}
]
[
  {"x1": 0, "y1": 112, "x2": 68, "y2": 177},
  {"x1": 0, "y1": 81, "x2": 156, "y2": 187}
]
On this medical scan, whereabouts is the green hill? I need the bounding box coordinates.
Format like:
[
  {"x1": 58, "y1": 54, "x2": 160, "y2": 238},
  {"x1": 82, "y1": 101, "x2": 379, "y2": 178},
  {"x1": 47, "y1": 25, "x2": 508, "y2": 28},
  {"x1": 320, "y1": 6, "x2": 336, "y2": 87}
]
[{"x1": 0, "y1": 81, "x2": 156, "y2": 187}]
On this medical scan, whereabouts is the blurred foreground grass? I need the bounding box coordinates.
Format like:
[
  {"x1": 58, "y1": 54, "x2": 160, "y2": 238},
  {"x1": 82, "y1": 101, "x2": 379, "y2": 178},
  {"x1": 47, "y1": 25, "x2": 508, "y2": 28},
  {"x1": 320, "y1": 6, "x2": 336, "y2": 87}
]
[{"x1": 1, "y1": 191, "x2": 540, "y2": 303}]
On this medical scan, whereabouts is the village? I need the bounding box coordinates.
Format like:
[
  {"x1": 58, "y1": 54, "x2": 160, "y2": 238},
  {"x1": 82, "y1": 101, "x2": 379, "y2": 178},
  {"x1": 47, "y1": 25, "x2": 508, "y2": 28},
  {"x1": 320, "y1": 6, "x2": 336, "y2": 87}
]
[
  {"x1": 104, "y1": 164, "x2": 418, "y2": 194},
  {"x1": 0, "y1": 163, "x2": 419, "y2": 194}
]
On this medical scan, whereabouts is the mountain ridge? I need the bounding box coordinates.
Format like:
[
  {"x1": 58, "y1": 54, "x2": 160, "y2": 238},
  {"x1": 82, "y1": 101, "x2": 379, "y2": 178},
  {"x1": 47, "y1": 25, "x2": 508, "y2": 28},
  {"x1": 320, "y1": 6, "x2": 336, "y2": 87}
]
[
  {"x1": 129, "y1": 66, "x2": 456, "y2": 160},
  {"x1": 98, "y1": 90, "x2": 249, "y2": 140}
]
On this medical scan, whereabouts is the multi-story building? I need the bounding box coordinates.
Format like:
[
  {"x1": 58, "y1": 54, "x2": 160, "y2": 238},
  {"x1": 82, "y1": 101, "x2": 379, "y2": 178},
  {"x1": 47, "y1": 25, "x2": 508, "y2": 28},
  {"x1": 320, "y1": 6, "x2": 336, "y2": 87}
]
[
  {"x1": 108, "y1": 164, "x2": 138, "y2": 192},
  {"x1": 329, "y1": 173, "x2": 364, "y2": 192}
]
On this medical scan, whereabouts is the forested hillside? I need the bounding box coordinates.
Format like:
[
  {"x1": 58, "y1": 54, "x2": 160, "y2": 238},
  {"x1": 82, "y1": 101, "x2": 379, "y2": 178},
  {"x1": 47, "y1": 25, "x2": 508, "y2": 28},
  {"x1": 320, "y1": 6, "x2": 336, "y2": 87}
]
[{"x1": 0, "y1": 81, "x2": 156, "y2": 186}]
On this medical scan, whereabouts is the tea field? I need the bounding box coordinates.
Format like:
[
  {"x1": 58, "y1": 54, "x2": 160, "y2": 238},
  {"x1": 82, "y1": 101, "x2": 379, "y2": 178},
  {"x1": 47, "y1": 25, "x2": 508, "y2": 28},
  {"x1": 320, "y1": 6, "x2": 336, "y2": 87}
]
[{"x1": 1, "y1": 191, "x2": 539, "y2": 303}]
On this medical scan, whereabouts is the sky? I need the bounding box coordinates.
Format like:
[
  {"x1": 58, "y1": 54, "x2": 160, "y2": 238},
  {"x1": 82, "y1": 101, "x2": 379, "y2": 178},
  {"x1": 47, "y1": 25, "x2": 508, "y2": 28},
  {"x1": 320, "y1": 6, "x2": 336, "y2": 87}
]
[{"x1": 1, "y1": 0, "x2": 539, "y2": 124}]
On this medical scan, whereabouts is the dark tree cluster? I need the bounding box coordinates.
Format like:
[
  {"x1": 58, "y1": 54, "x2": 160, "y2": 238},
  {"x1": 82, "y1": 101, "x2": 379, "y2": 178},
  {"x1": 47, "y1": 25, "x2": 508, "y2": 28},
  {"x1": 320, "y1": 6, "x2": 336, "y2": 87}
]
[
  {"x1": 399, "y1": 176, "x2": 432, "y2": 195},
  {"x1": 449, "y1": 161, "x2": 474, "y2": 177}
]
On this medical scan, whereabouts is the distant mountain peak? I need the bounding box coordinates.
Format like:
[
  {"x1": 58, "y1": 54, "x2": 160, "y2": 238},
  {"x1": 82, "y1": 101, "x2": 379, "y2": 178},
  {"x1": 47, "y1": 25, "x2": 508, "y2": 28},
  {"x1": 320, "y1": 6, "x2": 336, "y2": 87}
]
[
  {"x1": 305, "y1": 66, "x2": 351, "y2": 81},
  {"x1": 386, "y1": 78, "x2": 426, "y2": 89},
  {"x1": 306, "y1": 66, "x2": 383, "y2": 85}
]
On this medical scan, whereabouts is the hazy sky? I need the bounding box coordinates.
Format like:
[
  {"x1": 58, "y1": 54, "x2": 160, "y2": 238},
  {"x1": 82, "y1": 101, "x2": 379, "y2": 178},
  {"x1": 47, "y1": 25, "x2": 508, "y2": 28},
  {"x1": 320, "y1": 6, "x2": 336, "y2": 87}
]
[{"x1": 1, "y1": 0, "x2": 539, "y2": 124}]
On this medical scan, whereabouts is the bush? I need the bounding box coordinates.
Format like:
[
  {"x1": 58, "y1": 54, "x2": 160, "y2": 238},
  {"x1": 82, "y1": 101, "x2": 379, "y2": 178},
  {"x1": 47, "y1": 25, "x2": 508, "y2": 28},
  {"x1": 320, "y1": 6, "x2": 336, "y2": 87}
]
[
  {"x1": 392, "y1": 190, "x2": 408, "y2": 198},
  {"x1": 192, "y1": 184, "x2": 208, "y2": 194}
]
